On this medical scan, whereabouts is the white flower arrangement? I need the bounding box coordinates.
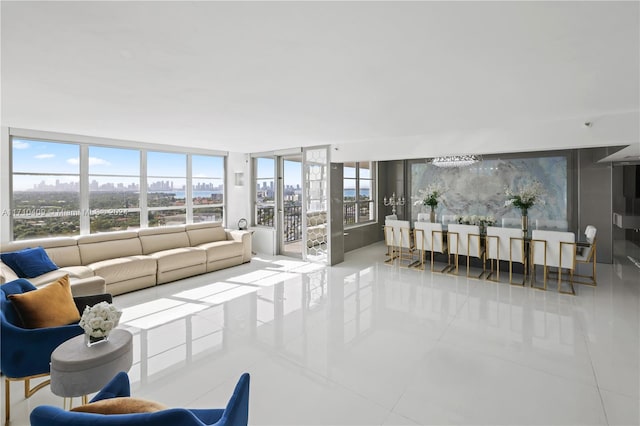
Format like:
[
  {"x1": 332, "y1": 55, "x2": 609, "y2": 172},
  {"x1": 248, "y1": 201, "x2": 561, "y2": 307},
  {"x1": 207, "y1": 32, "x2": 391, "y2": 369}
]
[
  {"x1": 413, "y1": 183, "x2": 445, "y2": 208},
  {"x1": 505, "y1": 180, "x2": 545, "y2": 213},
  {"x1": 455, "y1": 215, "x2": 496, "y2": 226},
  {"x1": 79, "y1": 301, "x2": 122, "y2": 338}
]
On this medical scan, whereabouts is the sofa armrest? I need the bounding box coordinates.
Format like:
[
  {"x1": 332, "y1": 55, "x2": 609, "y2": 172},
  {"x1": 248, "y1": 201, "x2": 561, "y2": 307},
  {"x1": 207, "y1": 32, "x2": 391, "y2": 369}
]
[
  {"x1": 69, "y1": 276, "x2": 107, "y2": 297},
  {"x1": 226, "y1": 230, "x2": 252, "y2": 262},
  {"x1": 226, "y1": 229, "x2": 247, "y2": 242}
]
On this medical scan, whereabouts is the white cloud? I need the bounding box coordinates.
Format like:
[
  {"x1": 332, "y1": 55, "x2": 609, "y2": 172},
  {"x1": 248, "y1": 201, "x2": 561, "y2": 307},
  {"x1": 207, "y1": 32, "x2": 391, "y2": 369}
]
[
  {"x1": 35, "y1": 154, "x2": 55, "y2": 159},
  {"x1": 89, "y1": 157, "x2": 111, "y2": 166},
  {"x1": 13, "y1": 141, "x2": 30, "y2": 149},
  {"x1": 66, "y1": 157, "x2": 111, "y2": 166}
]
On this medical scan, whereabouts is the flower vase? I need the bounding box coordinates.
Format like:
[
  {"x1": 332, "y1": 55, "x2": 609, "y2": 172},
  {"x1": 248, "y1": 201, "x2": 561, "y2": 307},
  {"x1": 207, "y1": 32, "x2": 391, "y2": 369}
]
[
  {"x1": 429, "y1": 207, "x2": 436, "y2": 223},
  {"x1": 85, "y1": 333, "x2": 109, "y2": 347},
  {"x1": 521, "y1": 209, "x2": 528, "y2": 238}
]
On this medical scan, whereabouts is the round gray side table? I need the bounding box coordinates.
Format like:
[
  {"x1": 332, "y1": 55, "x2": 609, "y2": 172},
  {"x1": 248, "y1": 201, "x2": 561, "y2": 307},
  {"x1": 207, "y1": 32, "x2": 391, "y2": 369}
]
[{"x1": 50, "y1": 328, "x2": 133, "y2": 406}]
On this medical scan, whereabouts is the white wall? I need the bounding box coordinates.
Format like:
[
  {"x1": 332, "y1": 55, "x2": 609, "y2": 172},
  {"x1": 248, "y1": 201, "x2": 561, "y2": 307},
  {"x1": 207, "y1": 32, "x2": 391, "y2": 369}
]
[
  {"x1": 1, "y1": 127, "x2": 11, "y2": 244},
  {"x1": 225, "y1": 151, "x2": 251, "y2": 229},
  {"x1": 330, "y1": 111, "x2": 639, "y2": 162}
]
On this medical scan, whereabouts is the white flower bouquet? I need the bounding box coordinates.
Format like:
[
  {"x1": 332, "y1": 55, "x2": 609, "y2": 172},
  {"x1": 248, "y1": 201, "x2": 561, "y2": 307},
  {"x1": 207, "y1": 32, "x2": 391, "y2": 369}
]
[
  {"x1": 79, "y1": 301, "x2": 122, "y2": 339},
  {"x1": 413, "y1": 183, "x2": 445, "y2": 208},
  {"x1": 505, "y1": 181, "x2": 545, "y2": 214},
  {"x1": 454, "y1": 215, "x2": 495, "y2": 226}
]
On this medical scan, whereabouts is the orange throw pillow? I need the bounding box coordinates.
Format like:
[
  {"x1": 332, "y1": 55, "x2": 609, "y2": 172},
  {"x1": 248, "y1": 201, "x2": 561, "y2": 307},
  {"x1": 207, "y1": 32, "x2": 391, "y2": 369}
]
[
  {"x1": 71, "y1": 397, "x2": 168, "y2": 414},
  {"x1": 8, "y1": 275, "x2": 80, "y2": 328}
]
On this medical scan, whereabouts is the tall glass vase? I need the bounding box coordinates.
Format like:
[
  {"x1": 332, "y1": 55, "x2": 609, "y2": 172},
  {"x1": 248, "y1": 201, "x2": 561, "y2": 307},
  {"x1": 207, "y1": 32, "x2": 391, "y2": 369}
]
[
  {"x1": 430, "y1": 206, "x2": 436, "y2": 223},
  {"x1": 521, "y1": 209, "x2": 528, "y2": 238}
]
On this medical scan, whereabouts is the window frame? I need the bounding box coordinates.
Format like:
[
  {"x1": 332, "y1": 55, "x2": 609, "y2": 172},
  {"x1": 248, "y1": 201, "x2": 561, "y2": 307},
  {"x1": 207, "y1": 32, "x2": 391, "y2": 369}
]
[
  {"x1": 8, "y1": 135, "x2": 227, "y2": 241},
  {"x1": 344, "y1": 161, "x2": 376, "y2": 227},
  {"x1": 253, "y1": 156, "x2": 276, "y2": 228}
]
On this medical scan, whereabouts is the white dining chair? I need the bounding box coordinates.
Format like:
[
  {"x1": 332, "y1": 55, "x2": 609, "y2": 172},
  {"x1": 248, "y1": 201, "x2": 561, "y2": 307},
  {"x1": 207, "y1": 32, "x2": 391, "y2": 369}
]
[
  {"x1": 385, "y1": 220, "x2": 413, "y2": 266},
  {"x1": 398, "y1": 224, "x2": 415, "y2": 267},
  {"x1": 485, "y1": 226, "x2": 525, "y2": 285},
  {"x1": 447, "y1": 223, "x2": 484, "y2": 278},
  {"x1": 414, "y1": 222, "x2": 448, "y2": 272},
  {"x1": 383, "y1": 225, "x2": 396, "y2": 264},
  {"x1": 530, "y1": 230, "x2": 576, "y2": 294},
  {"x1": 441, "y1": 215, "x2": 457, "y2": 226},
  {"x1": 535, "y1": 219, "x2": 568, "y2": 231},
  {"x1": 501, "y1": 217, "x2": 521, "y2": 229},
  {"x1": 416, "y1": 213, "x2": 430, "y2": 222},
  {"x1": 575, "y1": 225, "x2": 597, "y2": 286}
]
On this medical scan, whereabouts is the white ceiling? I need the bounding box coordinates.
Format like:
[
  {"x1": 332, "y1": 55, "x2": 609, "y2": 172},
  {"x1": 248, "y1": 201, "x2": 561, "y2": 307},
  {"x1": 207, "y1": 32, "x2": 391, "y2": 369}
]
[{"x1": 1, "y1": 1, "x2": 639, "y2": 157}]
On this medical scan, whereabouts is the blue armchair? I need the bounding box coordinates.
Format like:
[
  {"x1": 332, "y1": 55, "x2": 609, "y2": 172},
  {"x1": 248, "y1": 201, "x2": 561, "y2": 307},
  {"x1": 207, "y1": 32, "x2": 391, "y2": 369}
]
[
  {"x1": 30, "y1": 371, "x2": 251, "y2": 426},
  {"x1": 1, "y1": 278, "x2": 111, "y2": 424}
]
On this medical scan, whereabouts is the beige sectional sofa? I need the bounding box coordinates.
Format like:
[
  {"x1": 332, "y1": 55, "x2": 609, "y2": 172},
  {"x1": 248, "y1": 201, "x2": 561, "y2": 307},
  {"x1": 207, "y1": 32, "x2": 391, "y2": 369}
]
[{"x1": 0, "y1": 222, "x2": 251, "y2": 296}]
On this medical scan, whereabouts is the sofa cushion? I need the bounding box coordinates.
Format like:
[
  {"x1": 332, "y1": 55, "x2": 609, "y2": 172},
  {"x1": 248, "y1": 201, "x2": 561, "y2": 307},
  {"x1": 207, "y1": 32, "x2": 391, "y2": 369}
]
[
  {"x1": 58, "y1": 266, "x2": 95, "y2": 280},
  {"x1": 198, "y1": 241, "x2": 244, "y2": 262},
  {"x1": 186, "y1": 222, "x2": 227, "y2": 246},
  {"x1": 138, "y1": 226, "x2": 191, "y2": 254},
  {"x1": 8, "y1": 275, "x2": 80, "y2": 328},
  {"x1": 0, "y1": 261, "x2": 19, "y2": 285},
  {"x1": 78, "y1": 232, "x2": 143, "y2": 265},
  {"x1": 0, "y1": 247, "x2": 59, "y2": 278},
  {"x1": 150, "y1": 248, "x2": 206, "y2": 272},
  {"x1": 71, "y1": 397, "x2": 168, "y2": 414},
  {"x1": 2, "y1": 237, "x2": 82, "y2": 268},
  {"x1": 89, "y1": 256, "x2": 157, "y2": 284}
]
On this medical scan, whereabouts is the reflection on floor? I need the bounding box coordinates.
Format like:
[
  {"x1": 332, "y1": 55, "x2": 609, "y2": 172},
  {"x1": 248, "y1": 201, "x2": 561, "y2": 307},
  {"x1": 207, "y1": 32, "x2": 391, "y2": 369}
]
[{"x1": 3, "y1": 242, "x2": 639, "y2": 425}]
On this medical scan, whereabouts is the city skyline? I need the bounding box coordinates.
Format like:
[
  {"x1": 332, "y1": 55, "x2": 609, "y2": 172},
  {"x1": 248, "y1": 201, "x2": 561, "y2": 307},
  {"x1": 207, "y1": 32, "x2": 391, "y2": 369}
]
[
  {"x1": 18, "y1": 179, "x2": 224, "y2": 193},
  {"x1": 12, "y1": 138, "x2": 224, "y2": 191}
]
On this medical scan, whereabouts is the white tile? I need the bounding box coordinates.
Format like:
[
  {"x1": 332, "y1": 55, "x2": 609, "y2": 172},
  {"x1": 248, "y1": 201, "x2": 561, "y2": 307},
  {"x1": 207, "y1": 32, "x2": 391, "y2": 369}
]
[
  {"x1": 600, "y1": 389, "x2": 640, "y2": 426},
  {"x1": 4, "y1": 242, "x2": 639, "y2": 426},
  {"x1": 441, "y1": 286, "x2": 599, "y2": 387},
  {"x1": 393, "y1": 341, "x2": 607, "y2": 425},
  {"x1": 382, "y1": 411, "x2": 421, "y2": 425},
  {"x1": 192, "y1": 355, "x2": 390, "y2": 425}
]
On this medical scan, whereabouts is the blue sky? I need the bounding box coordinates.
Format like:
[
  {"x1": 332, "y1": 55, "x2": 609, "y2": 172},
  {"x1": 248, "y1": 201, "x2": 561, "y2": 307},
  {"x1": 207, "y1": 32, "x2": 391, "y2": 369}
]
[{"x1": 12, "y1": 139, "x2": 224, "y2": 190}]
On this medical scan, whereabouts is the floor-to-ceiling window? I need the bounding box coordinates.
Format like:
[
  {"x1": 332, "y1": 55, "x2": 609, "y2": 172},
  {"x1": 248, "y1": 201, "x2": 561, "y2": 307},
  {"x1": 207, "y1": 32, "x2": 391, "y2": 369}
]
[
  {"x1": 344, "y1": 161, "x2": 376, "y2": 226},
  {"x1": 254, "y1": 157, "x2": 276, "y2": 227},
  {"x1": 191, "y1": 155, "x2": 225, "y2": 223},
  {"x1": 11, "y1": 139, "x2": 81, "y2": 240},
  {"x1": 9, "y1": 135, "x2": 226, "y2": 241},
  {"x1": 89, "y1": 146, "x2": 141, "y2": 232},
  {"x1": 147, "y1": 151, "x2": 187, "y2": 227}
]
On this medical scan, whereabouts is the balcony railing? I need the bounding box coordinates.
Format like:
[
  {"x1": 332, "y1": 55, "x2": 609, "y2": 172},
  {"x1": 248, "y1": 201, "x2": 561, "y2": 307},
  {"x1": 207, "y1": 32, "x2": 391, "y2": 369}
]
[
  {"x1": 256, "y1": 204, "x2": 302, "y2": 242},
  {"x1": 257, "y1": 200, "x2": 374, "y2": 241},
  {"x1": 344, "y1": 200, "x2": 374, "y2": 225}
]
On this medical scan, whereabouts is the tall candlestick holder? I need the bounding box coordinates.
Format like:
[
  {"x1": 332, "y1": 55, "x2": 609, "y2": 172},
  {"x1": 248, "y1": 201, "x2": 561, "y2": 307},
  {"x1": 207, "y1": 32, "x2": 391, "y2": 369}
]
[{"x1": 383, "y1": 192, "x2": 405, "y2": 215}]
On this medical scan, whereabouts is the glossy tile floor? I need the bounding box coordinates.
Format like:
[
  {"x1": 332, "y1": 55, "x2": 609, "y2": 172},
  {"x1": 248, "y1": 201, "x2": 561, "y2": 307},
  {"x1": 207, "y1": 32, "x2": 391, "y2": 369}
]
[{"x1": 4, "y1": 242, "x2": 640, "y2": 425}]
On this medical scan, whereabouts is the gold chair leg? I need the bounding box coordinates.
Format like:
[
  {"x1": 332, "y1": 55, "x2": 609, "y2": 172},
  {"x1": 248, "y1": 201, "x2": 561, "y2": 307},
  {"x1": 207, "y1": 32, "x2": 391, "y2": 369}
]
[
  {"x1": 466, "y1": 256, "x2": 484, "y2": 279},
  {"x1": 530, "y1": 265, "x2": 548, "y2": 291},
  {"x1": 5, "y1": 374, "x2": 50, "y2": 425},
  {"x1": 430, "y1": 252, "x2": 451, "y2": 273},
  {"x1": 558, "y1": 268, "x2": 576, "y2": 295},
  {"x1": 574, "y1": 260, "x2": 597, "y2": 286},
  {"x1": 486, "y1": 259, "x2": 500, "y2": 283},
  {"x1": 508, "y1": 261, "x2": 526, "y2": 286},
  {"x1": 24, "y1": 375, "x2": 50, "y2": 398}
]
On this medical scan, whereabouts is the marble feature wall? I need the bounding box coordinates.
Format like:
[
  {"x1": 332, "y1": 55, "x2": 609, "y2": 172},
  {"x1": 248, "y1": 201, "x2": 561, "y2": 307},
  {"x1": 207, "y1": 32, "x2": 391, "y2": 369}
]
[{"x1": 410, "y1": 156, "x2": 568, "y2": 225}]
